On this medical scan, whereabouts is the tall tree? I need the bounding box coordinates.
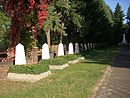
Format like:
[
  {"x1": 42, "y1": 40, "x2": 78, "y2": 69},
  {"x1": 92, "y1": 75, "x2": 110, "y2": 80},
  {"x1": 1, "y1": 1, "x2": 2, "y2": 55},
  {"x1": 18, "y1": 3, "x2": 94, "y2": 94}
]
[
  {"x1": 113, "y1": 3, "x2": 124, "y2": 43},
  {"x1": 126, "y1": 6, "x2": 130, "y2": 26},
  {"x1": 126, "y1": 6, "x2": 130, "y2": 42},
  {"x1": 84, "y1": 0, "x2": 113, "y2": 43}
]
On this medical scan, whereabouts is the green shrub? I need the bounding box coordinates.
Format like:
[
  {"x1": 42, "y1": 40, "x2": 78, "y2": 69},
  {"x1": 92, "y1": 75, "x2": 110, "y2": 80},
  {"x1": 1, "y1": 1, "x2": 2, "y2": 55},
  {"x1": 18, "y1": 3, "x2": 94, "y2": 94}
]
[
  {"x1": 49, "y1": 58, "x2": 67, "y2": 65},
  {"x1": 39, "y1": 57, "x2": 68, "y2": 66},
  {"x1": 39, "y1": 59, "x2": 50, "y2": 65},
  {"x1": 9, "y1": 64, "x2": 49, "y2": 75},
  {"x1": 61, "y1": 54, "x2": 82, "y2": 61}
]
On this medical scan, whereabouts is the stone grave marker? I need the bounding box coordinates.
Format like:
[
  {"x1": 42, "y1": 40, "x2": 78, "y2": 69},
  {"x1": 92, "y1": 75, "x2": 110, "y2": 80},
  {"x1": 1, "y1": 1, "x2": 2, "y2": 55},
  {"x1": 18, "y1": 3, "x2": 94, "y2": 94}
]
[
  {"x1": 84, "y1": 43, "x2": 87, "y2": 50},
  {"x1": 58, "y1": 43, "x2": 64, "y2": 56},
  {"x1": 42, "y1": 43, "x2": 50, "y2": 59},
  {"x1": 69, "y1": 43, "x2": 74, "y2": 54},
  {"x1": 75, "y1": 43, "x2": 79, "y2": 53},
  {"x1": 15, "y1": 43, "x2": 26, "y2": 65}
]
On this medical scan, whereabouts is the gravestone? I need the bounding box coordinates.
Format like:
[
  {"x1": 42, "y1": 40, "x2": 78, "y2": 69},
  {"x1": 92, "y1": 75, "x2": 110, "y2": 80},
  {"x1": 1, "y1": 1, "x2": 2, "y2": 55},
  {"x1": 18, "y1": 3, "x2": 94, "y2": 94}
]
[
  {"x1": 58, "y1": 43, "x2": 64, "y2": 56},
  {"x1": 122, "y1": 34, "x2": 127, "y2": 45},
  {"x1": 88, "y1": 43, "x2": 90, "y2": 50},
  {"x1": 90, "y1": 43, "x2": 93, "y2": 49},
  {"x1": 42, "y1": 43, "x2": 50, "y2": 59},
  {"x1": 84, "y1": 43, "x2": 87, "y2": 50},
  {"x1": 80, "y1": 43, "x2": 83, "y2": 50},
  {"x1": 75, "y1": 43, "x2": 79, "y2": 53},
  {"x1": 68, "y1": 43, "x2": 74, "y2": 54},
  {"x1": 15, "y1": 43, "x2": 26, "y2": 65}
]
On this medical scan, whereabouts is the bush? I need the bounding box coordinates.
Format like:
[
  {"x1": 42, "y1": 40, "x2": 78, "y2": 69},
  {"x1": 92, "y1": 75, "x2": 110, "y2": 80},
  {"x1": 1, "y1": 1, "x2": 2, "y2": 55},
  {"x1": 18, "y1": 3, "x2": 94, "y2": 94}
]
[
  {"x1": 39, "y1": 59, "x2": 50, "y2": 65},
  {"x1": 49, "y1": 58, "x2": 67, "y2": 65},
  {"x1": 61, "y1": 54, "x2": 82, "y2": 61},
  {"x1": 9, "y1": 64, "x2": 49, "y2": 75},
  {"x1": 39, "y1": 58, "x2": 68, "y2": 66}
]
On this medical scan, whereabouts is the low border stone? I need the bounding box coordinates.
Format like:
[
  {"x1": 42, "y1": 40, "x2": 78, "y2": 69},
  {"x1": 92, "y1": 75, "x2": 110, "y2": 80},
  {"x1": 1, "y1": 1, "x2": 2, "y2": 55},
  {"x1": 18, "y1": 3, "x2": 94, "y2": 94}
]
[
  {"x1": 78, "y1": 57, "x2": 85, "y2": 60},
  {"x1": 68, "y1": 59, "x2": 79, "y2": 64},
  {"x1": 7, "y1": 70, "x2": 51, "y2": 82},
  {"x1": 49, "y1": 63, "x2": 69, "y2": 70}
]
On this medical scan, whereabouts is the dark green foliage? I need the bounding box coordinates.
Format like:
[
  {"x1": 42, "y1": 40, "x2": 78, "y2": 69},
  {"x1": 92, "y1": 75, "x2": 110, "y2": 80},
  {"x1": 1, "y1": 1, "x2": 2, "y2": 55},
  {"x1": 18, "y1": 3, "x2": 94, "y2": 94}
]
[
  {"x1": 113, "y1": 3, "x2": 125, "y2": 43},
  {"x1": 9, "y1": 64, "x2": 49, "y2": 75},
  {"x1": 84, "y1": 0, "x2": 114, "y2": 43},
  {"x1": 0, "y1": 10, "x2": 10, "y2": 51},
  {"x1": 126, "y1": 6, "x2": 130, "y2": 42},
  {"x1": 20, "y1": 27, "x2": 34, "y2": 52},
  {"x1": 127, "y1": 6, "x2": 130, "y2": 25}
]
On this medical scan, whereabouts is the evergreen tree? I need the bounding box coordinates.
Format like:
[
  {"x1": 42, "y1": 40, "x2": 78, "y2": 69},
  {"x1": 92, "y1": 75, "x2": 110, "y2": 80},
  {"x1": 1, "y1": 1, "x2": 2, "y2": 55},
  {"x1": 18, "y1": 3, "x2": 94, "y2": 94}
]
[
  {"x1": 84, "y1": 0, "x2": 113, "y2": 43},
  {"x1": 126, "y1": 6, "x2": 130, "y2": 26},
  {"x1": 113, "y1": 3, "x2": 124, "y2": 43},
  {"x1": 126, "y1": 6, "x2": 130, "y2": 42}
]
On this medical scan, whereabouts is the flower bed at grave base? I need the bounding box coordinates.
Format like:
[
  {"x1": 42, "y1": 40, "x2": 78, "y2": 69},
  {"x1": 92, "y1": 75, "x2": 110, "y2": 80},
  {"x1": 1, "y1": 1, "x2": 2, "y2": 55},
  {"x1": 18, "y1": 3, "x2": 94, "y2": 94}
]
[
  {"x1": 9, "y1": 64, "x2": 49, "y2": 75},
  {"x1": 39, "y1": 54, "x2": 85, "y2": 70},
  {"x1": 39, "y1": 57, "x2": 68, "y2": 66},
  {"x1": 7, "y1": 70, "x2": 51, "y2": 82},
  {"x1": 8, "y1": 64, "x2": 51, "y2": 82}
]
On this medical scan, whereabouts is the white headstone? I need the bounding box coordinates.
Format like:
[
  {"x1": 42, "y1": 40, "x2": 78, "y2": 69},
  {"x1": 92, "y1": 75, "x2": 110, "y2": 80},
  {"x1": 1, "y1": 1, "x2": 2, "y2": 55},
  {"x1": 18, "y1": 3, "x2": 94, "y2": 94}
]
[
  {"x1": 58, "y1": 43, "x2": 64, "y2": 56},
  {"x1": 15, "y1": 43, "x2": 26, "y2": 65},
  {"x1": 75, "y1": 43, "x2": 79, "y2": 53},
  {"x1": 90, "y1": 43, "x2": 93, "y2": 49},
  {"x1": 42, "y1": 43, "x2": 50, "y2": 59},
  {"x1": 84, "y1": 43, "x2": 87, "y2": 50},
  {"x1": 68, "y1": 43, "x2": 74, "y2": 54},
  {"x1": 122, "y1": 34, "x2": 127, "y2": 44},
  {"x1": 80, "y1": 43, "x2": 83, "y2": 50}
]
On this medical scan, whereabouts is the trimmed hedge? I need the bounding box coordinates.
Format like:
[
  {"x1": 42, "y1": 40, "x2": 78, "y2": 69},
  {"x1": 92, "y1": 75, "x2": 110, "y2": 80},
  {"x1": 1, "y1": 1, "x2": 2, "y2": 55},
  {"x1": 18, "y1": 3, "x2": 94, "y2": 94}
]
[
  {"x1": 59, "y1": 54, "x2": 82, "y2": 61},
  {"x1": 9, "y1": 64, "x2": 49, "y2": 75},
  {"x1": 39, "y1": 58, "x2": 68, "y2": 66}
]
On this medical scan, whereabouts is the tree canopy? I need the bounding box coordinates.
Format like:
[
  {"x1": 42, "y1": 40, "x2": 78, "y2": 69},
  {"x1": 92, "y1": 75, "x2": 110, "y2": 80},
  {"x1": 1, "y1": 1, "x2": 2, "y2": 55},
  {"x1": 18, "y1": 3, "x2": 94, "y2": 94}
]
[{"x1": 0, "y1": 0, "x2": 129, "y2": 51}]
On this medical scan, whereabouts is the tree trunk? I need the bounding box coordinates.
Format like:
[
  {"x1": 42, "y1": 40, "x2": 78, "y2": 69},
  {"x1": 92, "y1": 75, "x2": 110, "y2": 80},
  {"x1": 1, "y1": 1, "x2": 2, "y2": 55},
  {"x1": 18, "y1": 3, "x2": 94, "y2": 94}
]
[{"x1": 46, "y1": 30, "x2": 51, "y2": 47}]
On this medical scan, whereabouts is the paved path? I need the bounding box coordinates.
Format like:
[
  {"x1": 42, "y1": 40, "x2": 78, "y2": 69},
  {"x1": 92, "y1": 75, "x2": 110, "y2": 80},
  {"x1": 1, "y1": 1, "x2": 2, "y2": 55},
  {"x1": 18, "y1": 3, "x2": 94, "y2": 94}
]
[{"x1": 95, "y1": 46, "x2": 130, "y2": 98}]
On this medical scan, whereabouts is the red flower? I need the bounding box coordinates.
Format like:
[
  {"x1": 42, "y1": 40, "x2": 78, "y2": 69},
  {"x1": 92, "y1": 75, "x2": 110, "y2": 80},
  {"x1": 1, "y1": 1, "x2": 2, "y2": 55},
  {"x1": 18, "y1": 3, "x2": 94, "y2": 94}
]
[
  {"x1": 42, "y1": 4, "x2": 47, "y2": 9},
  {"x1": 28, "y1": 0, "x2": 35, "y2": 6}
]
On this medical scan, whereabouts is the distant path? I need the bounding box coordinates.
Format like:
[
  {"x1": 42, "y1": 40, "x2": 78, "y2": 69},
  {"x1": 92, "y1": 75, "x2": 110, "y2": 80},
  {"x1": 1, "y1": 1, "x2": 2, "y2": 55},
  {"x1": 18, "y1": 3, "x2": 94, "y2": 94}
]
[{"x1": 94, "y1": 45, "x2": 130, "y2": 98}]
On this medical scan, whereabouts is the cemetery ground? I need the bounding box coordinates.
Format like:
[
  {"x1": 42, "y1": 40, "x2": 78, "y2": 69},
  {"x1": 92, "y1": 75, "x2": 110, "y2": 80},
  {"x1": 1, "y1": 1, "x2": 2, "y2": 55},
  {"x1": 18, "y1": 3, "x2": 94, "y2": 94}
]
[{"x1": 0, "y1": 46, "x2": 118, "y2": 98}]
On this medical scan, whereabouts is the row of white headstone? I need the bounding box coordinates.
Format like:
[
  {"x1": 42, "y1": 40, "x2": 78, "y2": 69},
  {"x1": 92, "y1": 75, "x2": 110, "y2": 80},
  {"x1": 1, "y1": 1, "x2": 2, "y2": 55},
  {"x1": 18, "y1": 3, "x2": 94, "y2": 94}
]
[{"x1": 15, "y1": 43, "x2": 79, "y2": 65}]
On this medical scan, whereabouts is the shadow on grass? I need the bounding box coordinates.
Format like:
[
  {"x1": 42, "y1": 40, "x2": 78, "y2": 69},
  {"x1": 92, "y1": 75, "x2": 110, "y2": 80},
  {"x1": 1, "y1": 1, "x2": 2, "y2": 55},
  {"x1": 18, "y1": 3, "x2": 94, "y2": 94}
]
[
  {"x1": 79, "y1": 46, "x2": 119, "y2": 66},
  {"x1": 110, "y1": 45, "x2": 130, "y2": 68},
  {"x1": 81, "y1": 45, "x2": 130, "y2": 69}
]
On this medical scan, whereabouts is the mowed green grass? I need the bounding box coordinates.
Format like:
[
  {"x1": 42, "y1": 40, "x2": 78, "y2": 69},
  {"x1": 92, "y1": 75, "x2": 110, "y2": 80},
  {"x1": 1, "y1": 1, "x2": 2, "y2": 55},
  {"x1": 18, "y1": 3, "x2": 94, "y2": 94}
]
[{"x1": 0, "y1": 46, "x2": 118, "y2": 98}]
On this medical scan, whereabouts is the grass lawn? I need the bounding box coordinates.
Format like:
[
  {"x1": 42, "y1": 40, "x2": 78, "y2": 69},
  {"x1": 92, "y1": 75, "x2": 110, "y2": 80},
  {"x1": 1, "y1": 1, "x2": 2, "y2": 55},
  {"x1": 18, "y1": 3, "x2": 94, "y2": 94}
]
[{"x1": 0, "y1": 46, "x2": 118, "y2": 98}]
